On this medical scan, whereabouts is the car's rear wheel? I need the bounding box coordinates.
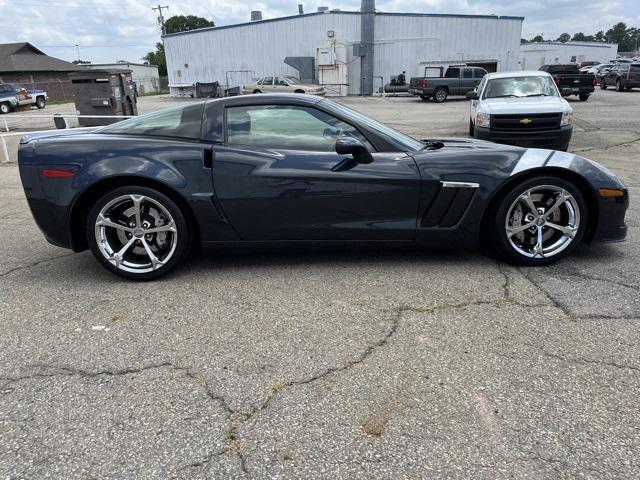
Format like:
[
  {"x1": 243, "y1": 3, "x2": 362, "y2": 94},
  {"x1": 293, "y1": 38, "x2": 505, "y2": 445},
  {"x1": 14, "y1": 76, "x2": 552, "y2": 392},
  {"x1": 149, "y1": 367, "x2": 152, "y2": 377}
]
[
  {"x1": 579, "y1": 93, "x2": 589, "y2": 101},
  {"x1": 253, "y1": 89, "x2": 261, "y2": 94},
  {"x1": 0, "y1": 102, "x2": 9, "y2": 114},
  {"x1": 294, "y1": 89, "x2": 305, "y2": 94},
  {"x1": 616, "y1": 80, "x2": 624, "y2": 92},
  {"x1": 432, "y1": 88, "x2": 448, "y2": 103},
  {"x1": 86, "y1": 186, "x2": 190, "y2": 280},
  {"x1": 490, "y1": 176, "x2": 587, "y2": 265},
  {"x1": 600, "y1": 79, "x2": 607, "y2": 90},
  {"x1": 36, "y1": 96, "x2": 46, "y2": 109}
]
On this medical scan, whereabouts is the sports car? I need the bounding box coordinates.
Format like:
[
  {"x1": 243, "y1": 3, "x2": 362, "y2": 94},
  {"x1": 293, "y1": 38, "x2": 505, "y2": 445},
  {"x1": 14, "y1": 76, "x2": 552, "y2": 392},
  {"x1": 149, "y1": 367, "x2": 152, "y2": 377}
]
[{"x1": 18, "y1": 94, "x2": 628, "y2": 280}]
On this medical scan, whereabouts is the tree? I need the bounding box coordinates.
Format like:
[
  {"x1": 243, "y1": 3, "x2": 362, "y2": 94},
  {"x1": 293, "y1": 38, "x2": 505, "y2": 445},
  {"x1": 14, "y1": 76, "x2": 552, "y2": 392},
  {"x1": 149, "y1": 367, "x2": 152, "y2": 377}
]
[
  {"x1": 572, "y1": 32, "x2": 594, "y2": 42},
  {"x1": 605, "y1": 22, "x2": 636, "y2": 50},
  {"x1": 72, "y1": 59, "x2": 91, "y2": 64},
  {"x1": 556, "y1": 33, "x2": 571, "y2": 43},
  {"x1": 531, "y1": 34, "x2": 544, "y2": 42},
  {"x1": 594, "y1": 30, "x2": 606, "y2": 42},
  {"x1": 164, "y1": 15, "x2": 214, "y2": 34},
  {"x1": 520, "y1": 38, "x2": 529, "y2": 44},
  {"x1": 143, "y1": 42, "x2": 167, "y2": 76}
]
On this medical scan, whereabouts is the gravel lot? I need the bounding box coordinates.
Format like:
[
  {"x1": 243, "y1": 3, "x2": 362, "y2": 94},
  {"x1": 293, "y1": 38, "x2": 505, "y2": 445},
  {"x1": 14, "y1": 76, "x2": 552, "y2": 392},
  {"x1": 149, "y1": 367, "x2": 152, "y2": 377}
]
[{"x1": 1, "y1": 90, "x2": 639, "y2": 479}]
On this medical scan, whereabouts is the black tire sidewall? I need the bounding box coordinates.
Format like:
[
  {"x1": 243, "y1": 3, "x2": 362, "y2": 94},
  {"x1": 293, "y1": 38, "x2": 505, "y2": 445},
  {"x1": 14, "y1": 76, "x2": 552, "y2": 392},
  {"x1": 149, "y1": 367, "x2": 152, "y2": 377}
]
[
  {"x1": 469, "y1": 118, "x2": 474, "y2": 136},
  {"x1": 86, "y1": 186, "x2": 190, "y2": 280},
  {"x1": 36, "y1": 97, "x2": 46, "y2": 108},
  {"x1": 490, "y1": 176, "x2": 587, "y2": 266},
  {"x1": 433, "y1": 88, "x2": 447, "y2": 103}
]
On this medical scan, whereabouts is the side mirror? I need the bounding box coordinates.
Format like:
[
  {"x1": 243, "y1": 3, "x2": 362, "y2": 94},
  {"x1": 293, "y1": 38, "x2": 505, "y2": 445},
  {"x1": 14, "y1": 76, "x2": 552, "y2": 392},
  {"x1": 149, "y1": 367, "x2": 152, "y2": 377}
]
[
  {"x1": 335, "y1": 136, "x2": 373, "y2": 164},
  {"x1": 466, "y1": 91, "x2": 479, "y2": 100},
  {"x1": 560, "y1": 88, "x2": 573, "y2": 96}
]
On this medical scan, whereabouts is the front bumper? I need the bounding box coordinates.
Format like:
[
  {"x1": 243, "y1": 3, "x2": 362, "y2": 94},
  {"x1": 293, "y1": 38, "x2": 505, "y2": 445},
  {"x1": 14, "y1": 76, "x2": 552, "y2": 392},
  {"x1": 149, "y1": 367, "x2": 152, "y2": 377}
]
[
  {"x1": 474, "y1": 125, "x2": 573, "y2": 149},
  {"x1": 593, "y1": 190, "x2": 629, "y2": 243}
]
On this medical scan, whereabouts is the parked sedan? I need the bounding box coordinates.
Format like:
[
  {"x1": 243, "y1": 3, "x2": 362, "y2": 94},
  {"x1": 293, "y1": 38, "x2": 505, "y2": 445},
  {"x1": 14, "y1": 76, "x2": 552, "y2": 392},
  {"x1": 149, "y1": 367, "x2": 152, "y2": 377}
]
[
  {"x1": 242, "y1": 76, "x2": 325, "y2": 95},
  {"x1": 18, "y1": 94, "x2": 628, "y2": 280},
  {"x1": 600, "y1": 63, "x2": 640, "y2": 91}
]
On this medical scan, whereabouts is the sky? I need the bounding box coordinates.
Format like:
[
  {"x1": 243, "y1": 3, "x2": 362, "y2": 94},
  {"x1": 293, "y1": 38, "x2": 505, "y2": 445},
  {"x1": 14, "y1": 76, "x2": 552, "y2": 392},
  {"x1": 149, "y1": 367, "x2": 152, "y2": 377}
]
[{"x1": 0, "y1": 0, "x2": 637, "y2": 64}]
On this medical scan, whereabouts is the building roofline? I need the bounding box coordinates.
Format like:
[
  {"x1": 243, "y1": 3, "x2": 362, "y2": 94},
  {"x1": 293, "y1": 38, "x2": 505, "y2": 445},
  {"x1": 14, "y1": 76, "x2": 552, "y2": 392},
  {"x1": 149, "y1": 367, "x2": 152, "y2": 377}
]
[
  {"x1": 522, "y1": 41, "x2": 617, "y2": 49},
  {"x1": 89, "y1": 62, "x2": 159, "y2": 68},
  {"x1": 163, "y1": 10, "x2": 524, "y2": 39}
]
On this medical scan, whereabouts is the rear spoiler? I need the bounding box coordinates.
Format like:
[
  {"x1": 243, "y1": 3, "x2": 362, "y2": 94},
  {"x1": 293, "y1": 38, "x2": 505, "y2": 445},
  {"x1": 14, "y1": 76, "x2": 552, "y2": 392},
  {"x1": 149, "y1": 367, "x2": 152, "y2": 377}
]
[{"x1": 20, "y1": 128, "x2": 96, "y2": 144}]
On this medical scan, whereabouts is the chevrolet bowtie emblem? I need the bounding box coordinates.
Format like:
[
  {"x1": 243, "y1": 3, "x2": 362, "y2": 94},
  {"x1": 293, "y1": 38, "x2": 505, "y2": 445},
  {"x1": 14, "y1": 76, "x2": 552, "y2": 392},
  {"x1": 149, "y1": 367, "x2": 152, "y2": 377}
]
[{"x1": 519, "y1": 118, "x2": 533, "y2": 125}]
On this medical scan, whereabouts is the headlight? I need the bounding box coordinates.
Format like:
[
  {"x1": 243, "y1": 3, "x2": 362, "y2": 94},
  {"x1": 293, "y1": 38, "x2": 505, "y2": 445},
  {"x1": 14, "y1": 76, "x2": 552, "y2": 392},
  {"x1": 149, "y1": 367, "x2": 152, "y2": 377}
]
[
  {"x1": 561, "y1": 111, "x2": 573, "y2": 126},
  {"x1": 475, "y1": 112, "x2": 490, "y2": 128}
]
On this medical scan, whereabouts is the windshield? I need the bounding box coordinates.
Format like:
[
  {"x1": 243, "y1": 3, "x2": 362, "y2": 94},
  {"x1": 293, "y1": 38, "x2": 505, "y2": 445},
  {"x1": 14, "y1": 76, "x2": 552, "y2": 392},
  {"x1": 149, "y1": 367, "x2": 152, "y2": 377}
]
[
  {"x1": 322, "y1": 100, "x2": 424, "y2": 151},
  {"x1": 483, "y1": 76, "x2": 559, "y2": 99},
  {"x1": 285, "y1": 76, "x2": 302, "y2": 84}
]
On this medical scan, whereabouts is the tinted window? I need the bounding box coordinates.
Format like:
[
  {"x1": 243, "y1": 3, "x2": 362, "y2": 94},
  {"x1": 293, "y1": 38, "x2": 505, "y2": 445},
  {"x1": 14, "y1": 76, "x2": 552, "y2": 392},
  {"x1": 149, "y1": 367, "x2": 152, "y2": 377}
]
[
  {"x1": 0, "y1": 85, "x2": 9, "y2": 93},
  {"x1": 473, "y1": 68, "x2": 487, "y2": 79},
  {"x1": 262, "y1": 77, "x2": 273, "y2": 86},
  {"x1": 274, "y1": 77, "x2": 287, "y2": 86},
  {"x1": 226, "y1": 105, "x2": 373, "y2": 152},
  {"x1": 445, "y1": 68, "x2": 459, "y2": 78},
  {"x1": 98, "y1": 103, "x2": 205, "y2": 139},
  {"x1": 462, "y1": 68, "x2": 473, "y2": 79}
]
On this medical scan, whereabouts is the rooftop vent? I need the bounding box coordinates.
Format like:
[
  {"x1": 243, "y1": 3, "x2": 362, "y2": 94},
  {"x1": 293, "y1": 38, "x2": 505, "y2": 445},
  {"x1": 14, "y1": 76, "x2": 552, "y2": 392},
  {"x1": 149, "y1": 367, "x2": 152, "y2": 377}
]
[
  {"x1": 317, "y1": 6, "x2": 329, "y2": 12},
  {"x1": 251, "y1": 10, "x2": 262, "y2": 21},
  {"x1": 298, "y1": 4, "x2": 303, "y2": 14}
]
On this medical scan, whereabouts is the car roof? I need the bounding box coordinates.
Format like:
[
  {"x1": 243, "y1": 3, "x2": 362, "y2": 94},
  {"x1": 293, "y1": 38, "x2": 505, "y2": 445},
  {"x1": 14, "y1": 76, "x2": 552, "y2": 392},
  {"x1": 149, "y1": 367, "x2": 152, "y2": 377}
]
[
  {"x1": 484, "y1": 71, "x2": 552, "y2": 80},
  {"x1": 208, "y1": 93, "x2": 324, "y2": 107}
]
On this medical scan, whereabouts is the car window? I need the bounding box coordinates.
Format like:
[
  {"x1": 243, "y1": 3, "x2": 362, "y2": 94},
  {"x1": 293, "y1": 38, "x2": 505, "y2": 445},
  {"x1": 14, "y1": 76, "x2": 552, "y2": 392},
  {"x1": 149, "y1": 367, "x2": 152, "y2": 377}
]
[
  {"x1": 226, "y1": 105, "x2": 373, "y2": 152},
  {"x1": 257, "y1": 78, "x2": 264, "y2": 85},
  {"x1": 262, "y1": 77, "x2": 273, "y2": 86},
  {"x1": 445, "y1": 68, "x2": 459, "y2": 78},
  {"x1": 462, "y1": 68, "x2": 473, "y2": 79},
  {"x1": 476, "y1": 76, "x2": 487, "y2": 94},
  {"x1": 483, "y1": 76, "x2": 559, "y2": 99},
  {"x1": 274, "y1": 77, "x2": 288, "y2": 86},
  {"x1": 97, "y1": 102, "x2": 205, "y2": 139},
  {"x1": 473, "y1": 68, "x2": 487, "y2": 79}
]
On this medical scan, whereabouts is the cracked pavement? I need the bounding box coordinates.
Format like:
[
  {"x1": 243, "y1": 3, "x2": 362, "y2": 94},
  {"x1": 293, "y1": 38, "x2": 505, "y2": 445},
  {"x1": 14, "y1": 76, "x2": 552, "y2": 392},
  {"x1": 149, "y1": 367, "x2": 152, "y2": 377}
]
[{"x1": 1, "y1": 92, "x2": 639, "y2": 479}]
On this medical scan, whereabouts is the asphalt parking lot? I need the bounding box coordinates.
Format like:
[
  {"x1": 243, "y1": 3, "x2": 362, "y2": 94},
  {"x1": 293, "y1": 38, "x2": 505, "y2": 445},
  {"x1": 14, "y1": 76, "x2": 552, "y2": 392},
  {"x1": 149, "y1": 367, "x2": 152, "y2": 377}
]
[{"x1": 1, "y1": 90, "x2": 639, "y2": 479}]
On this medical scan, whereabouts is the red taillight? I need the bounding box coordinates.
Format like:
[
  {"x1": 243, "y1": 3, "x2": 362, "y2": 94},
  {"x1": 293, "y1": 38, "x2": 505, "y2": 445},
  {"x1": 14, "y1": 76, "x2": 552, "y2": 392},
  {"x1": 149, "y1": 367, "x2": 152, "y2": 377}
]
[
  {"x1": 553, "y1": 75, "x2": 561, "y2": 86},
  {"x1": 421, "y1": 79, "x2": 428, "y2": 89},
  {"x1": 592, "y1": 76, "x2": 597, "y2": 86},
  {"x1": 42, "y1": 169, "x2": 75, "y2": 178}
]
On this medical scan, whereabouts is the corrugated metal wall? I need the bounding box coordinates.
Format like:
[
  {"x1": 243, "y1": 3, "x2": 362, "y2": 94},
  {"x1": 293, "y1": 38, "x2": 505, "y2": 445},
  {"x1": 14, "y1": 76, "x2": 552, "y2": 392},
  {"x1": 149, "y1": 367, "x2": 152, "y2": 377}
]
[
  {"x1": 164, "y1": 12, "x2": 522, "y2": 95},
  {"x1": 519, "y1": 43, "x2": 619, "y2": 69}
]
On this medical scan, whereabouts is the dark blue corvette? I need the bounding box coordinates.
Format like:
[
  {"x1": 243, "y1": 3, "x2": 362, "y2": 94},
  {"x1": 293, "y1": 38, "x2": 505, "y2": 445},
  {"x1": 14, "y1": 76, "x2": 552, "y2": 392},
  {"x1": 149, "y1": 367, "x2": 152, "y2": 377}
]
[{"x1": 19, "y1": 94, "x2": 628, "y2": 280}]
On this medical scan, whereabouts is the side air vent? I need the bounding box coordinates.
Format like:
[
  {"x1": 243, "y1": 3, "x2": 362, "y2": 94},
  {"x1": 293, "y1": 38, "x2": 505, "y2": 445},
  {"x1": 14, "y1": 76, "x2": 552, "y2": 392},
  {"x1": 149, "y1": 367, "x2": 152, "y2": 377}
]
[{"x1": 421, "y1": 181, "x2": 478, "y2": 228}]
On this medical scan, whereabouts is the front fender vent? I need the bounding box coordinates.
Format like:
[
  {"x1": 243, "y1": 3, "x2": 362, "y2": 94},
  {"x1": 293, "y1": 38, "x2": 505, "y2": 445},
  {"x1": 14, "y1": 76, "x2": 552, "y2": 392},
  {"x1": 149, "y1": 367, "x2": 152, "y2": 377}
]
[{"x1": 421, "y1": 181, "x2": 478, "y2": 228}]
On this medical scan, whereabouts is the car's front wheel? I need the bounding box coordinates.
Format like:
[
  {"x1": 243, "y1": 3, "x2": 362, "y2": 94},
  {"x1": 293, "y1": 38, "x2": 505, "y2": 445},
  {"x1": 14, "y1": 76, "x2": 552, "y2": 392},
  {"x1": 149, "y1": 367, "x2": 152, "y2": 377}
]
[
  {"x1": 616, "y1": 80, "x2": 624, "y2": 92},
  {"x1": 491, "y1": 176, "x2": 587, "y2": 265},
  {"x1": 87, "y1": 186, "x2": 190, "y2": 280},
  {"x1": 579, "y1": 93, "x2": 589, "y2": 101},
  {"x1": 253, "y1": 89, "x2": 262, "y2": 94},
  {"x1": 600, "y1": 79, "x2": 607, "y2": 90}
]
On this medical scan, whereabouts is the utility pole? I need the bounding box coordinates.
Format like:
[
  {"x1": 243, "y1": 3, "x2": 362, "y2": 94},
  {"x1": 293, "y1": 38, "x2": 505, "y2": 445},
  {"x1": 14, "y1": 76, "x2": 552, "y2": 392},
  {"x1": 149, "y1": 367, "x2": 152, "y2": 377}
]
[
  {"x1": 75, "y1": 44, "x2": 80, "y2": 61},
  {"x1": 152, "y1": 4, "x2": 170, "y2": 35}
]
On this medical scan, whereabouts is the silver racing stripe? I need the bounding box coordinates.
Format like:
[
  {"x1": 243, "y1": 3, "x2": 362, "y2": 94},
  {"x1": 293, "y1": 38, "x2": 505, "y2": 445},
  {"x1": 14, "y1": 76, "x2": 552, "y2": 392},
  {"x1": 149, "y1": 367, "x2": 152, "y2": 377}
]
[{"x1": 510, "y1": 149, "x2": 576, "y2": 176}]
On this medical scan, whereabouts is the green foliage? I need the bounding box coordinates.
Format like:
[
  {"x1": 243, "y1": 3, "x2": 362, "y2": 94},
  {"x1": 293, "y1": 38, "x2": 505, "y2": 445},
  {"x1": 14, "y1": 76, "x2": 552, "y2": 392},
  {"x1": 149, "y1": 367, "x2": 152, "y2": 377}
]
[
  {"x1": 523, "y1": 22, "x2": 640, "y2": 52},
  {"x1": 531, "y1": 34, "x2": 544, "y2": 42},
  {"x1": 142, "y1": 42, "x2": 167, "y2": 76},
  {"x1": 164, "y1": 15, "x2": 214, "y2": 34},
  {"x1": 556, "y1": 33, "x2": 571, "y2": 43}
]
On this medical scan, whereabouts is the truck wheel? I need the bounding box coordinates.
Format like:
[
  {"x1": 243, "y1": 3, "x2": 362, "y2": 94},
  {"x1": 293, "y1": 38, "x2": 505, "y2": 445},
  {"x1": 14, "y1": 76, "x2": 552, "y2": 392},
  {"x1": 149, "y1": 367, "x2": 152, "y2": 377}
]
[
  {"x1": 469, "y1": 119, "x2": 474, "y2": 136},
  {"x1": 432, "y1": 88, "x2": 448, "y2": 103},
  {"x1": 419, "y1": 95, "x2": 430, "y2": 101},
  {"x1": 36, "y1": 96, "x2": 46, "y2": 109},
  {"x1": 616, "y1": 80, "x2": 624, "y2": 92},
  {"x1": 578, "y1": 93, "x2": 589, "y2": 101},
  {"x1": 600, "y1": 79, "x2": 607, "y2": 90},
  {"x1": 0, "y1": 102, "x2": 9, "y2": 114}
]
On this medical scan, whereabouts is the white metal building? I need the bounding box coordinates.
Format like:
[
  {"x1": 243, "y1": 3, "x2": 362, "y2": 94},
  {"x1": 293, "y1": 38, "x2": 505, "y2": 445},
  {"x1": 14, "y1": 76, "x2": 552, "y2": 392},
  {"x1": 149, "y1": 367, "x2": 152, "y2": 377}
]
[
  {"x1": 87, "y1": 62, "x2": 161, "y2": 94},
  {"x1": 164, "y1": 10, "x2": 523, "y2": 96},
  {"x1": 519, "y1": 42, "x2": 619, "y2": 70}
]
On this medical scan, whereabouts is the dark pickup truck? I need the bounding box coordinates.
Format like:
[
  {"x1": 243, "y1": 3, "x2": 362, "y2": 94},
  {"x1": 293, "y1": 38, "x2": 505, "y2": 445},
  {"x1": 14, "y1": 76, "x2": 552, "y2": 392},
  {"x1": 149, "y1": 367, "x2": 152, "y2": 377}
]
[
  {"x1": 539, "y1": 64, "x2": 596, "y2": 101},
  {"x1": 409, "y1": 66, "x2": 487, "y2": 103}
]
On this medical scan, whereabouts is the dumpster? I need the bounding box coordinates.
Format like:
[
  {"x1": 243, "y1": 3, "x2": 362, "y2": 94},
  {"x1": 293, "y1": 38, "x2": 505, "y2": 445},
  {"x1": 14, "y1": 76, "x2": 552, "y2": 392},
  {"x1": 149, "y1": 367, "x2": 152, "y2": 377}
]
[{"x1": 69, "y1": 69, "x2": 137, "y2": 126}]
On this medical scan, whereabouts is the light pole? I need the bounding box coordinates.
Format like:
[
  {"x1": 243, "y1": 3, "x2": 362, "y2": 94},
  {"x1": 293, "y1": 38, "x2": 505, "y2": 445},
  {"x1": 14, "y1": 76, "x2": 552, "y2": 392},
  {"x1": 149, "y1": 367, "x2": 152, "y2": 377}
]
[{"x1": 75, "y1": 44, "x2": 80, "y2": 61}]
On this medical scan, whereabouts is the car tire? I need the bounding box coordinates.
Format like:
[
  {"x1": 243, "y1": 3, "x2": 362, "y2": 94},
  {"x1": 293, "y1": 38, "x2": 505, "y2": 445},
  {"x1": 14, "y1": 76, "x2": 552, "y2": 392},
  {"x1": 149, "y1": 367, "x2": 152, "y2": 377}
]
[
  {"x1": 490, "y1": 176, "x2": 587, "y2": 266},
  {"x1": 0, "y1": 102, "x2": 9, "y2": 114},
  {"x1": 469, "y1": 119, "x2": 474, "y2": 136},
  {"x1": 253, "y1": 89, "x2": 261, "y2": 94},
  {"x1": 294, "y1": 89, "x2": 305, "y2": 94},
  {"x1": 86, "y1": 186, "x2": 191, "y2": 280},
  {"x1": 616, "y1": 80, "x2": 624, "y2": 92},
  {"x1": 419, "y1": 95, "x2": 431, "y2": 101},
  {"x1": 600, "y1": 79, "x2": 607, "y2": 90},
  {"x1": 578, "y1": 93, "x2": 589, "y2": 101},
  {"x1": 432, "y1": 88, "x2": 448, "y2": 103},
  {"x1": 36, "y1": 96, "x2": 46, "y2": 109}
]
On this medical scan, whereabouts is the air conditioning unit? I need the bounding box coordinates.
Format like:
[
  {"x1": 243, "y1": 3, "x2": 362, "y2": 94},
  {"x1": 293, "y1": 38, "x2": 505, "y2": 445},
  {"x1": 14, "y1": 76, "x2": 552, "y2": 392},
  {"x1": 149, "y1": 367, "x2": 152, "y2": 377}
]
[{"x1": 317, "y1": 47, "x2": 336, "y2": 66}]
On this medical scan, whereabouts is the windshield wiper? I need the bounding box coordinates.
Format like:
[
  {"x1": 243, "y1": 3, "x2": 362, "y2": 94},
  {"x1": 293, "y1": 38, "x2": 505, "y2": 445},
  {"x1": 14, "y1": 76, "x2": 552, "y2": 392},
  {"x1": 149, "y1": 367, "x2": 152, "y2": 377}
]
[
  {"x1": 420, "y1": 140, "x2": 445, "y2": 150},
  {"x1": 525, "y1": 93, "x2": 548, "y2": 97},
  {"x1": 490, "y1": 94, "x2": 519, "y2": 98}
]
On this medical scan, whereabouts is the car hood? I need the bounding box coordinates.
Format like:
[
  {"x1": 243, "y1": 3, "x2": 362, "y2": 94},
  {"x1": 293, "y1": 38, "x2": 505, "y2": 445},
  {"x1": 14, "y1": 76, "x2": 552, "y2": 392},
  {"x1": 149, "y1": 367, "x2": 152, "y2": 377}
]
[{"x1": 479, "y1": 96, "x2": 570, "y2": 115}]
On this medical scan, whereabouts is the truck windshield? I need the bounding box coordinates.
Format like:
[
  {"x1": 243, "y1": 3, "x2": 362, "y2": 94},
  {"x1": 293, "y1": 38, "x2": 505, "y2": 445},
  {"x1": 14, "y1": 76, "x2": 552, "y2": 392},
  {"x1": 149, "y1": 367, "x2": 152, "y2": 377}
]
[{"x1": 483, "y1": 76, "x2": 559, "y2": 99}]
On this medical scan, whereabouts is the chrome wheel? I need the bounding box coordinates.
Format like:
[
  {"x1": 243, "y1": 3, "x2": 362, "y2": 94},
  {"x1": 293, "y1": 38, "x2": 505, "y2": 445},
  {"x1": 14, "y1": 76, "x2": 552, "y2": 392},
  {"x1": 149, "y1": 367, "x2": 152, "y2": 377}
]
[
  {"x1": 505, "y1": 185, "x2": 580, "y2": 259},
  {"x1": 94, "y1": 194, "x2": 178, "y2": 274}
]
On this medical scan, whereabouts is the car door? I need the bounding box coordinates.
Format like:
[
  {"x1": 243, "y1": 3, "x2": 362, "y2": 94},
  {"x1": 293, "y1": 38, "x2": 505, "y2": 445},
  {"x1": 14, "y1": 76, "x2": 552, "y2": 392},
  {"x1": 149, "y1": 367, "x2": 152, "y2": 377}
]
[
  {"x1": 459, "y1": 68, "x2": 476, "y2": 94},
  {"x1": 261, "y1": 76, "x2": 275, "y2": 93},
  {"x1": 444, "y1": 67, "x2": 461, "y2": 94},
  {"x1": 273, "y1": 77, "x2": 293, "y2": 92},
  {"x1": 209, "y1": 102, "x2": 421, "y2": 241},
  {"x1": 606, "y1": 66, "x2": 618, "y2": 86}
]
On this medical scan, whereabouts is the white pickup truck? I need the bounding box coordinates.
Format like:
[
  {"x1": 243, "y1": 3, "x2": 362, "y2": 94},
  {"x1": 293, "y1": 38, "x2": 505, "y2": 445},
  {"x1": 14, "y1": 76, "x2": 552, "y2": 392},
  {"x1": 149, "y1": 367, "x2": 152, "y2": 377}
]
[
  {"x1": 466, "y1": 71, "x2": 574, "y2": 151},
  {"x1": 0, "y1": 84, "x2": 19, "y2": 114}
]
